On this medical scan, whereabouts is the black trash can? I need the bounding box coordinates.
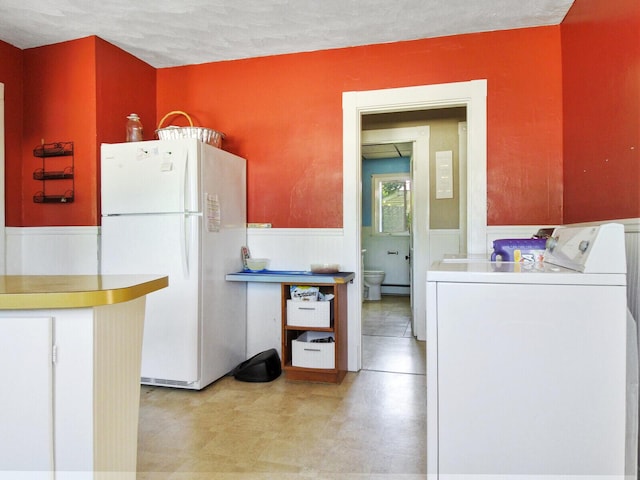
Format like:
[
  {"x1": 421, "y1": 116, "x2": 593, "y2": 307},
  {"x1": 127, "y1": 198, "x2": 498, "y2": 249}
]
[{"x1": 231, "y1": 348, "x2": 282, "y2": 382}]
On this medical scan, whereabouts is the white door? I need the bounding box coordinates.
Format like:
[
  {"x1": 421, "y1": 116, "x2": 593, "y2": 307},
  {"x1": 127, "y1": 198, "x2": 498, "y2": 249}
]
[
  {"x1": 458, "y1": 121, "x2": 468, "y2": 254},
  {"x1": 0, "y1": 316, "x2": 54, "y2": 471},
  {"x1": 427, "y1": 122, "x2": 468, "y2": 265},
  {"x1": 0, "y1": 83, "x2": 5, "y2": 274},
  {"x1": 101, "y1": 214, "x2": 201, "y2": 383},
  {"x1": 362, "y1": 127, "x2": 429, "y2": 337},
  {"x1": 101, "y1": 139, "x2": 196, "y2": 215}
]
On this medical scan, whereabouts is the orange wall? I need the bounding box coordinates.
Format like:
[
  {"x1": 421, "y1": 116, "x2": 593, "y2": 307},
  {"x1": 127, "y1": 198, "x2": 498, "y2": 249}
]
[
  {"x1": 22, "y1": 37, "x2": 98, "y2": 226},
  {"x1": 562, "y1": 0, "x2": 640, "y2": 223},
  {"x1": 3, "y1": 0, "x2": 635, "y2": 228},
  {"x1": 13, "y1": 36, "x2": 155, "y2": 226},
  {"x1": 95, "y1": 37, "x2": 156, "y2": 217},
  {"x1": 95, "y1": 37, "x2": 156, "y2": 146},
  {"x1": 0, "y1": 40, "x2": 24, "y2": 226},
  {"x1": 157, "y1": 26, "x2": 564, "y2": 227}
]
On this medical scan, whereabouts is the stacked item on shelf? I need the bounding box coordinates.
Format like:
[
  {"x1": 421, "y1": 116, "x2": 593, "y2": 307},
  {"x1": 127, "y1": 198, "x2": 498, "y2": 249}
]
[{"x1": 287, "y1": 285, "x2": 336, "y2": 370}]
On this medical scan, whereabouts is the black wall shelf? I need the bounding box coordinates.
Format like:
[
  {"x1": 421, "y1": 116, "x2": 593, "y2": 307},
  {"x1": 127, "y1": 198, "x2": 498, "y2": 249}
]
[{"x1": 33, "y1": 141, "x2": 75, "y2": 204}]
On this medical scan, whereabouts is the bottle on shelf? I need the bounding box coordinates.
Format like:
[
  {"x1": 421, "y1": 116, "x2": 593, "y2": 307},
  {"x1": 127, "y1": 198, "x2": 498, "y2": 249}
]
[{"x1": 126, "y1": 113, "x2": 143, "y2": 142}]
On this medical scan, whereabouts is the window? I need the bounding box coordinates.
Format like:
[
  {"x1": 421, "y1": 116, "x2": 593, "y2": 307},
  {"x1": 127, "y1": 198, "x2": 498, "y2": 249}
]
[{"x1": 372, "y1": 173, "x2": 411, "y2": 235}]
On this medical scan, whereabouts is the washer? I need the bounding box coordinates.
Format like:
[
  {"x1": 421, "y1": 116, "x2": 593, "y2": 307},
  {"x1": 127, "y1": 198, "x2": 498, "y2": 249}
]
[{"x1": 426, "y1": 223, "x2": 636, "y2": 479}]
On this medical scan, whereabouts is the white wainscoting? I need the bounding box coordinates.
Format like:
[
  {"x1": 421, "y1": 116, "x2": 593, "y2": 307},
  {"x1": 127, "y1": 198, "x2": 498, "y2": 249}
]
[
  {"x1": 487, "y1": 220, "x2": 640, "y2": 324},
  {"x1": 5, "y1": 227, "x2": 99, "y2": 275},
  {"x1": 430, "y1": 229, "x2": 462, "y2": 262},
  {"x1": 246, "y1": 228, "x2": 346, "y2": 271},
  {"x1": 361, "y1": 226, "x2": 410, "y2": 296},
  {"x1": 5, "y1": 221, "x2": 638, "y2": 372},
  {"x1": 245, "y1": 228, "x2": 347, "y2": 359},
  {"x1": 486, "y1": 224, "x2": 557, "y2": 252},
  {"x1": 569, "y1": 219, "x2": 639, "y2": 325}
]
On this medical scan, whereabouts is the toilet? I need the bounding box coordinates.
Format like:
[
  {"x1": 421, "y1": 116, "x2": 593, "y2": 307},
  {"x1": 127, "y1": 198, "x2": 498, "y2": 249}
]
[{"x1": 363, "y1": 270, "x2": 385, "y2": 301}]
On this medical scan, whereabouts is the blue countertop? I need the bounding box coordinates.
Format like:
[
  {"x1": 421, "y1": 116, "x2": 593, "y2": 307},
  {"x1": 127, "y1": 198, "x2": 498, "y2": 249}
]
[{"x1": 226, "y1": 270, "x2": 355, "y2": 284}]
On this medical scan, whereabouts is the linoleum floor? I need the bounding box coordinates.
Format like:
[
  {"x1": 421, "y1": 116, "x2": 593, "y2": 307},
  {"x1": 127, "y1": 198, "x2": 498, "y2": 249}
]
[
  {"x1": 362, "y1": 296, "x2": 426, "y2": 375},
  {"x1": 137, "y1": 295, "x2": 426, "y2": 479}
]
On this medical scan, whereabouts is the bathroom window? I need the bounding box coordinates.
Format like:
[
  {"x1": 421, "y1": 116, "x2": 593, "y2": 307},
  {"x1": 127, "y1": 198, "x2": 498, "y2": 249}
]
[{"x1": 372, "y1": 173, "x2": 411, "y2": 235}]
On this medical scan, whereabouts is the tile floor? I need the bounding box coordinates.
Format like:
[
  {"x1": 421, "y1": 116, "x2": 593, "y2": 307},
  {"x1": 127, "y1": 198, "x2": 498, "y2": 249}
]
[{"x1": 137, "y1": 295, "x2": 426, "y2": 479}]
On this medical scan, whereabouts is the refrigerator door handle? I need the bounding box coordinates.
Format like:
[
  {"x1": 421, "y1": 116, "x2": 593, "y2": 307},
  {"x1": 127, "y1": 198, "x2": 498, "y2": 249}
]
[
  {"x1": 182, "y1": 214, "x2": 199, "y2": 278},
  {"x1": 181, "y1": 145, "x2": 196, "y2": 213},
  {"x1": 181, "y1": 214, "x2": 190, "y2": 277},
  {"x1": 180, "y1": 150, "x2": 188, "y2": 213}
]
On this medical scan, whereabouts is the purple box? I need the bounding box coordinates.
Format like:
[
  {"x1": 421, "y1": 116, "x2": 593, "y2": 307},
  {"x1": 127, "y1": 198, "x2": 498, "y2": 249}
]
[{"x1": 490, "y1": 238, "x2": 547, "y2": 262}]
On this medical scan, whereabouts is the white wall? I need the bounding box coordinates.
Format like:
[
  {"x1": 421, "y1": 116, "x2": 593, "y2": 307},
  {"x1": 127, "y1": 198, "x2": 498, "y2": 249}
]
[
  {"x1": 573, "y1": 218, "x2": 639, "y2": 325},
  {"x1": 5, "y1": 227, "x2": 99, "y2": 275},
  {"x1": 244, "y1": 228, "x2": 346, "y2": 358},
  {"x1": 361, "y1": 227, "x2": 410, "y2": 295},
  {"x1": 5, "y1": 220, "x2": 639, "y2": 370},
  {"x1": 246, "y1": 221, "x2": 640, "y2": 367}
]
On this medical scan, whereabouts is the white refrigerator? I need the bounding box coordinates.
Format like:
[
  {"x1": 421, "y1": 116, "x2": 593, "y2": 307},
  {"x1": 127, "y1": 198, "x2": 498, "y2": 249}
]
[{"x1": 100, "y1": 138, "x2": 247, "y2": 390}]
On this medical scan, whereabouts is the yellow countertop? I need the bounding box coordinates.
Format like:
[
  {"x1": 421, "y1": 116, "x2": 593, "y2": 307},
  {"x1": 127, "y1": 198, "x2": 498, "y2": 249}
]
[{"x1": 0, "y1": 275, "x2": 168, "y2": 310}]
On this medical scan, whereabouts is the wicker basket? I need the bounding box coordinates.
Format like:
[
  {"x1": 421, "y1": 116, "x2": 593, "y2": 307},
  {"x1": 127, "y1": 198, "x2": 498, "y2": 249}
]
[{"x1": 156, "y1": 111, "x2": 225, "y2": 148}]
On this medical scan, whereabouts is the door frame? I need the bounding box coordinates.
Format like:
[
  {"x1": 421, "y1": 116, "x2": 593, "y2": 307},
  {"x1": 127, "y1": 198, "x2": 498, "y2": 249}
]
[
  {"x1": 0, "y1": 83, "x2": 5, "y2": 275},
  {"x1": 343, "y1": 80, "x2": 487, "y2": 371},
  {"x1": 361, "y1": 126, "x2": 429, "y2": 336}
]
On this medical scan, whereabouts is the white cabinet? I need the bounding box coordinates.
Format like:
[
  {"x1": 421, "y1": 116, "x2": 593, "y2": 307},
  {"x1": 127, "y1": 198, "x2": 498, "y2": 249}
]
[
  {"x1": 0, "y1": 302, "x2": 147, "y2": 479},
  {"x1": 0, "y1": 275, "x2": 166, "y2": 479}
]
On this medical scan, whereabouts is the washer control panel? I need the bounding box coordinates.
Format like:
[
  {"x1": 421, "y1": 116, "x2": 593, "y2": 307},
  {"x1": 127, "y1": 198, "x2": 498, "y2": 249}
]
[{"x1": 544, "y1": 223, "x2": 626, "y2": 273}]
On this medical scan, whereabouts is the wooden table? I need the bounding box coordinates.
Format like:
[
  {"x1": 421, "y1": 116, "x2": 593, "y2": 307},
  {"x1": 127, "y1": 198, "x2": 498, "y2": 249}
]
[{"x1": 226, "y1": 271, "x2": 354, "y2": 383}]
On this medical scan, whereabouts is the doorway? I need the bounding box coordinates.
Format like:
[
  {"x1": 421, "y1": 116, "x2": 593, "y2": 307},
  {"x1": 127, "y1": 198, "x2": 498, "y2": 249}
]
[
  {"x1": 360, "y1": 128, "x2": 423, "y2": 374},
  {"x1": 360, "y1": 117, "x2": 467, "y2": 373},
  {"x1": 361, "y1": 296, "x2": 425, "y2": 374},
  {"x1": 342, "y1": 80, "x2": 488, "y2": 371},
  {"x1": 361, "y1": 125, "x2": 428, "y2": 337},
  {"x1": 0, "y1": 83, "x2": 5, "y2": 275}
]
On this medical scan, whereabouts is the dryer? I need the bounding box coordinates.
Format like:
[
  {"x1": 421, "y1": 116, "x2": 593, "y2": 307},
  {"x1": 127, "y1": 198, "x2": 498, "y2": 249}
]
[{"x1": 426, "y1": 223, "x2": 637, "y2": 479}]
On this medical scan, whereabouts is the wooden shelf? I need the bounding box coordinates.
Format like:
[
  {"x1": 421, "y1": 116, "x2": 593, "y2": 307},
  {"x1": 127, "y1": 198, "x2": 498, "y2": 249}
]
[
  {"x1": 283, "y1": 325, "x2": 333, "y2": 332},
  {"x1": 281, "y1": 280, "x2": 349, "y2": 384},
  {"x1": 282, "y1": 363, "x2": 347, "y2": 384}
]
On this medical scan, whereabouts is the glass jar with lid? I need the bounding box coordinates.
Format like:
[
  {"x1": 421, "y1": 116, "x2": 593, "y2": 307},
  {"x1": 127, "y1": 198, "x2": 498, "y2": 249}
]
[{"x1": 126, "y1": 113, "x2": 143, "y2": 142}]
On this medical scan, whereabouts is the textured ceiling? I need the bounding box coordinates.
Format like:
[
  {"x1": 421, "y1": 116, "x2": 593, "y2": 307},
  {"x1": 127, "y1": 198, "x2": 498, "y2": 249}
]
[{"x1": 0, "y1": 0, "x2": 574, "y2": 68}]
